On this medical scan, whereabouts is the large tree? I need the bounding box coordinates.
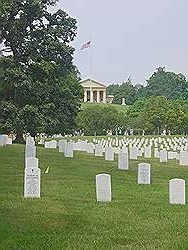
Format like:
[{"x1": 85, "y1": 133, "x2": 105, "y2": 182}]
[
  {"x1": 0, "y1": 0, "x2": 82, "y2": 141},
  {"x1": 139, "y1": 96, "x2": 170, "y2": 134},
  {"x1": 107, "y1": 78, "x2": 136, "y2": 105},
  {"x1": 143, "y1": 67, "x2": 188, "y2": 100},
  {"x1": 76, "y1": 105, "x2": 121, "y2": 136}
]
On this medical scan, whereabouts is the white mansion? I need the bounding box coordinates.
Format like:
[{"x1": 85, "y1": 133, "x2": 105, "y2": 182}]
[{"x1": 80, "y1": 79, "x2": 114, "y2": 103}]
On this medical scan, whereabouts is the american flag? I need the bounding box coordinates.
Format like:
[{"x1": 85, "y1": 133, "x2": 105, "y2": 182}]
[{"x1": 81, "y1": 41, "x2": 91, "y2": 50}]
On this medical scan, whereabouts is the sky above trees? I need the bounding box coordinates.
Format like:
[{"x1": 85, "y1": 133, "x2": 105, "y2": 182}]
[{"x1": 51, "y1": 0, "x2": 188, "y2": 85}]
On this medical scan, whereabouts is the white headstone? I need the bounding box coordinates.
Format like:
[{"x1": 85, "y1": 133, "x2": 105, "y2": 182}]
[
  {"x1": 159, "y1": 150, "x2": 167, "y2": 163},
  {"x1": 179, "y1": 151, "x2": 188, "y2": 166},
  {"x1": 59, "y1": 139, "x2": 67, "y2": 153},
  {"x1": 44, "y1": 140, "x2": 57, "y2": 148},
  {"x1": 144, "y1": 146, "x2": 151, "y2": 158},
  {"x1": 0, "y1": 135, "x2": 7, "y2": 147},
  {"x1": 26, "y1": 136, "x2": 35, "y2": 147},
  {"x1": 138, "y1": 163, "x2": 151, "y2": 184},
  {"x1": 105, "y1": 147, "x2": 114, "y2": 161},
  {"x1": 118, "y1": 152, "x2": 129, "y2": 170},
  {"x1": 0, "y1": 135, "x2": 6, "y2": 146},
  {"x1": 0, "y1": 134, "x2": 7, "y2": 146},
  {"x1": 121, "y1": 147, "x2": 128, "y2": 154},
  {"x1": 169, "y1": 179, "x2": 185, "y2": 205},
  {"x1": 96, "y1": 174, "x2": 112, "y2": 202},
  {"x1": 49, "y1": 140, "x2": 57, "y2": 148},
  {"x1": 44, "y1": 141, "x2": 50, "y2": 148},
  {"x1": 64, "y1": 141, "x2": 73, "y2": 157},
  {"x1": 95, "y1": 144, "x2": 103, "y2": 157},
  {"x1": 168, "y1": 151, "x2": 177, "y2": 160},
  {"x1": 86, "y1": 143, "x2": 94, "y2": 154},
  {"x1": 129, "y1": 147, "x2": 138, "y2": 160},
  {"x1": 154, "y1": 148, "x2": 159, "y2": 158},
  {"x1": 6, "y1": 137, "x2": 12, "y2": 145},
  {"x1": 80, "y1": 141, "x2": 87, "y2": 151},
  {"x1": 24, "y1": 167, "x2": 41, "y2": 198}
]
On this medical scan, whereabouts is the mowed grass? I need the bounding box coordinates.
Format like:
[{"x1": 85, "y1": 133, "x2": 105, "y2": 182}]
[
  {"x1": 81, "y1": 102, "x2": 130, "y2": 114},
  {"x1": 0, "y1": 144, "x2": 188, "y2": 249}
]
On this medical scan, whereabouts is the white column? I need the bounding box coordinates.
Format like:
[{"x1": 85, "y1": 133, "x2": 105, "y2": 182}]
[
  {"x1": 97, "y1": 91, "x2": 100, "y2": 103},
  {"x1": 84, "y1": 90, "x2": 87, "y2": 102},
  {"x1": 90, "y1": 88, "x2": 93, "y2": 102},
  {"x1": 103, "y1": 90, "x2": 106, "y2": 103}
]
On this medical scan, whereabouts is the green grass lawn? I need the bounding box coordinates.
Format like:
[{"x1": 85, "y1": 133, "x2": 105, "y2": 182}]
[
  {"x1": 1, "y1": 144, "x2": 188, "y2": 249},
  {"x1": 81, "y1": 102, "x2": 130, "y2": 114}
]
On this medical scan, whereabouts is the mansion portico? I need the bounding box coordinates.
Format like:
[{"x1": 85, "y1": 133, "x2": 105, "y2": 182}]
[{"x1": 81, "y1": 79, "x2": 107, "y2": 103}]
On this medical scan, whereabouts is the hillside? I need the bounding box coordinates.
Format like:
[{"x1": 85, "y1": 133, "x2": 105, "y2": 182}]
[{"x1": 81, "y1": 102, "x2": 130, "y2": 114}]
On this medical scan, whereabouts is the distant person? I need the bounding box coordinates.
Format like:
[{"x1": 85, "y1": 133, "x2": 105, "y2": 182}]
[
  {"x1": 124, "y1": 130, "x2": 128, "y2": 136},
  {"x1": 162, "y1": 129, "x2": 166, "y2": 135}
]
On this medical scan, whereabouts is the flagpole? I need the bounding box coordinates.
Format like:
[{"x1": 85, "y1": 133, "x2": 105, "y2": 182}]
[
  {"x1": 89, "y1": 41, "x2": 93, "y2": 102},
  {"x1": 80, "y1": 40, "x2": 92, "y2": 102}
]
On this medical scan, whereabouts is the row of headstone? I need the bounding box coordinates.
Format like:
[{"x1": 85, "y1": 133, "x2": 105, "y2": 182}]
[
  {"x1": 93, "y1": 137, "x2": 188, "y2": 166},
  {"x1": 49, "y1": 137, "x2": 188, "y2": 167},
  {"x1": 93, "y1": 136, "x2": 188, "y2": 150},
  {"x1": 44, "y1": 139, "x2": 75, "y2": 158},
  {"x1": 96, "y1": 174, "x2": 185, "y2": 205},
  {"x1": 26, "y1": 136, "x2": 187, "y2": 204}
]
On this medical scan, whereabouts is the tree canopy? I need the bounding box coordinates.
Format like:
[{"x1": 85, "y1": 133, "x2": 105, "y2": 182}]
[
  {"x1": 107, "y1": 67, "x2": 188, "y2": 104},
  {"x1": 76, "y1": 105, "x2": 121, "y2": 136},
  {"x1": 126, "y1": 97, "x2": 188, "y2": 135},
  {"x1": 0, "y1": 0, "x2": 82, "y2": 140},
  {"x1": 107, "y1": 78, "x2": 136, "y2": 105},
  {"x1": 142, "y1": 67, "x2": 188, "y2": 100}
]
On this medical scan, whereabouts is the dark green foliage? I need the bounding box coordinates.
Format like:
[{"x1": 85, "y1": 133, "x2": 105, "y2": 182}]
[
  {"x1": 140, "y1": 96, "x2": 170, "y2": 134},
  {"x1": 76, "y1": 105, "x2": 122, "y2": 135},
  {"x1": 106, "y1": 84, "x2": 119, "y2": 95},
  {"x1": 107, "y1": 78, "x2": 136, "y2": 105},
  {"x1": 126, "y1": 97, "x2": 188, "y2": 135},
  {"x1": 126, "y1": 98, "x2": 147, "y2": 132},
  {"x1": 0, "y1": 0, "x2": 82, "y2": 137},
  {"x1": 143, "y1": 67, "x2": 188, "y2": 100},
  {"x1": 107, "y1": 67, "x2": 188, "y2": 105}
]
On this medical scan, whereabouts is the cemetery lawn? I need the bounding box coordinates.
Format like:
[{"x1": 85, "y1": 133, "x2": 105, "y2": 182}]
[
  {"x1": 81, "y1": 102, "x2": 130, "y2": 114},
  {"x1": 1, "y1": 144, "x2": 188, "y2": 249}
]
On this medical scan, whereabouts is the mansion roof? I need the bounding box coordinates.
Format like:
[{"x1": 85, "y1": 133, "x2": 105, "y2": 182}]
[{"x1": 80, "y1": 79, "x2": 106, "y2": 89}]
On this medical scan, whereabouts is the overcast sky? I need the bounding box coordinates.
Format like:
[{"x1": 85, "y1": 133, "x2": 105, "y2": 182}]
[{"x1": 52, "y1": 0, "x2": 188, "y2": 86}]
